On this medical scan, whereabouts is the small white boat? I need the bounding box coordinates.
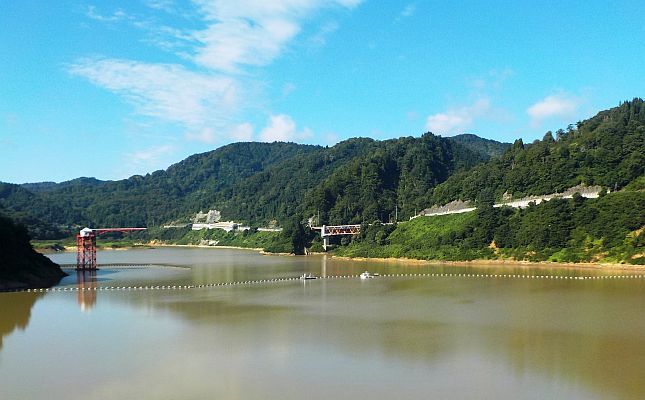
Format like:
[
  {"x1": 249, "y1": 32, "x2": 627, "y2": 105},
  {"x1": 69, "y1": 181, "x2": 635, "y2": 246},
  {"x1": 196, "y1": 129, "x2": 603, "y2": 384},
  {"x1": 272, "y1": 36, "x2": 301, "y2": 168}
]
[
  {"x1": 360, "y1": 271, "x2": 374, "y2": 279},
  {"x1": 300, "y1": 273, "x2": 317, "y2": 280}
]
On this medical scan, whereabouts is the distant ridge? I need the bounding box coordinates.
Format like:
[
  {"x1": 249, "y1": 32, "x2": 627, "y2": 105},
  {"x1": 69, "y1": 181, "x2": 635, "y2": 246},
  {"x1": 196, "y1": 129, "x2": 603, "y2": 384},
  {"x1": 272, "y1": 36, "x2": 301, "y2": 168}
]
[
  {"x1": 430, "y1": 98, "x2": 645, "y2": 206},
  {"x1": 2, "y1": 99, "x2": 642, "y2": 240},
  {"x1": 448, "y1": 134, "x2": 510, "y2": 159},
  {"x1": 21, "y1": 177, "x2": 106, "y2": 193},
  {"x1": 1, "y1": 134, "x2": 499, "y2": 234}
]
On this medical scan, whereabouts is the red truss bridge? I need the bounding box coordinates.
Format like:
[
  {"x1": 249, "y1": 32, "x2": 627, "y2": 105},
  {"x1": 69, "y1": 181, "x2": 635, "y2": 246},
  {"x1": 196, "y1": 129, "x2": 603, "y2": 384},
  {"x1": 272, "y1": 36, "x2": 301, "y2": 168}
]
[
  {"x1": 310, "y1": 225, "x2": 361, "y2": 250},
  {"x1": 76, "y1": 227, "x2": 146, "y2": 270}
]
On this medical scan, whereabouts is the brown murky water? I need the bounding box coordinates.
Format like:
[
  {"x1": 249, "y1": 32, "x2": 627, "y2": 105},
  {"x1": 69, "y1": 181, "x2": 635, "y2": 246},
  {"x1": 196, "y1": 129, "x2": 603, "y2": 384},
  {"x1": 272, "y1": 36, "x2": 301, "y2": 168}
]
[{"x1": 1, "y1": 248, "x2": 644, "y2": 399}]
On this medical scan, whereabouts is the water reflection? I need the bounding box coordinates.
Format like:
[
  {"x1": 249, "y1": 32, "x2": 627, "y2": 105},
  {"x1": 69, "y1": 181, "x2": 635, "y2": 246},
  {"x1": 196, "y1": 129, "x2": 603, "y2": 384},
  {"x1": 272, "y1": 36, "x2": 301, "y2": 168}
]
[
  {"x1": 488, "y1": 325, "x2": 645, "y2": 400},
  {"x1": 125, "y1": 275, "x2": 645, "y2": 399},
  {"x1": 28, "y1": 248, "x2": 645, "y2": 399},
  {"x1": 0, "y1": 292, "x2": 42, "y2": 351},
  {"x1": 321, "y1": 254, "x2": 327, "y2": 278},
  {"x1": 76, "y1": 270, "x2": 98, "y2": 312}
]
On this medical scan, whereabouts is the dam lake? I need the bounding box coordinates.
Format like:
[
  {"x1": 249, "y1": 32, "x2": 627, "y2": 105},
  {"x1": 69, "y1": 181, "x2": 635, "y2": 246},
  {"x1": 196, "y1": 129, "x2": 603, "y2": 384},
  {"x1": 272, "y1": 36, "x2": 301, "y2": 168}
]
[{"x1": 1, "y1": 247, "x2": 644, "y2": 399}]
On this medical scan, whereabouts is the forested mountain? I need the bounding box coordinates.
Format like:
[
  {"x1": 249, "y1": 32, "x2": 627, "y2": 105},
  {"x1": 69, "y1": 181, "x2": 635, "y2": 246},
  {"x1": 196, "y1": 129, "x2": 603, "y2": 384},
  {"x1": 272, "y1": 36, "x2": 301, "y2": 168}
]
[
  {"x1": 2, "y1": 98, "x2": 642, "y2": 252},
  {"x1": 448, "y1": 134, "x2": 511, "y2": 159},
  {"x1": 210, "y1": 138, "x2": 381, "y2": 223},
  {"x1": 21, "y1": 177, "x2": 104, "y2": 193},
  {"x1": 1, "y1": 135, "x2": 498, "y2": 237},
  {"x1": 210, "y1": 134, "x2": 490, "y2": 225},
  {"x1": 335, "y1": 98, "x2": 644, "y2": 264},
  {"x1": 0, "y1": 184, "x2": 65, "y2": 239},
  {"x1": 430, "y1": 98, "x2": 645, "y2": 206},
  {"x1": 302, "y1": 133, "x2": 488, "y2": 224},
  {"x1": 2, "y1": 142, "x2": 320, "y2": 230}
]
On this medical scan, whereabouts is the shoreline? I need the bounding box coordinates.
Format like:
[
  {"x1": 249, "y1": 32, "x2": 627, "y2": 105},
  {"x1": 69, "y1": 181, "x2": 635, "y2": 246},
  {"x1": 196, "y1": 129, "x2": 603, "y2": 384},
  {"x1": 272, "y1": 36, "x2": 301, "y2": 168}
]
[
  {"x1": 331, "y1": 255, "x2": 645, "y2": 272},
  {"x1": 35, "y1": 242, "x2": 644, "y2": 272},
  {"x1": 148, "y1": 243, "x2": 265, "y2": 252},
  {"x1": 36, "y1": 242, "x2": 266, "y2": 254}
]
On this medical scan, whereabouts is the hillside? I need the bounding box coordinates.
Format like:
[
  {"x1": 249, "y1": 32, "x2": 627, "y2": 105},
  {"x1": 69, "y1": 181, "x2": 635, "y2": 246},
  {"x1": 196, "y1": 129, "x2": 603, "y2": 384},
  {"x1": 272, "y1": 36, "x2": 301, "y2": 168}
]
[
  {"x1": 335, "y1": 99, "x2": 645, "y2": 264},
  {"x1": 448, "y1": 134, "x2": 511, "y2": 159},
  {"x1": 302, "y1": 133, "x2": 489, "y2": 224},
  {"x1": 0, "y1": 185, "x2": 66, "y2": 239},
  {"x1": 21, "y1": 177, "x2": 105, "y2": 193},
  {"x1": 336, "y1": 191, "x2": 644, "y2": 264},
  {"x1": 208, "y1": 138, "x2": 381, "y2": 223},
  {"x1": 4, "y1": 99, "x2": 642, "y2": 263},
  {"x1": 0, "y1": 214, "x2": 66, "y2": 290},
  {"x1": 2, "y1": 142, "x2": 319, "y2": 230},
  {"x1": 2, "y1": 135, "x2": 499, "y2": 237},
  {"x1": 430, "y1": 98, "x2": 645, "y2": 206},
  {"x1": 3, "y1": 98, "x2": 643, "y2": 265}
]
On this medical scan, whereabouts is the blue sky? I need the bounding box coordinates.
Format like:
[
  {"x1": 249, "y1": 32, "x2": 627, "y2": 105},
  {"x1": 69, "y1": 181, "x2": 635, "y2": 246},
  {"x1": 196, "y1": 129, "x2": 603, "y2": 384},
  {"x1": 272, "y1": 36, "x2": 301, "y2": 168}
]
[{"x1": 1, "y1": 0, "x2": 643, "y2": 183}]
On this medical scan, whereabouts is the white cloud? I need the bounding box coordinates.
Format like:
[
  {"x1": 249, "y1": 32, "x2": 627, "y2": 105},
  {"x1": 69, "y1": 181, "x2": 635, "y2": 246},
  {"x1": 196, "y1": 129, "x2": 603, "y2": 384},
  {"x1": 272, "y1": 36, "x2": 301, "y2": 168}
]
[
  {"x1": 228, "y1": 122, "x2": 255, "y2": 141},
  {"x1": 308, "y1": 21, "x2": 339, "y2": 47},
  {"x1": 130, "y1": 144, "x2": 175, "y2": 161},
  {"x1": 189, "y1": 0, "x2": 361, "y2": 72},
  {"x1": 527, "y1": 93, "x2": 581, "y2": 127},
  {"x1": 72, "y1": 0, "x2": 361, "y2": 146},
  {"x1": 125, "y1": 144, "x2": 177, "y2": 173},
  {"x1": 119, "y1": 144, "x2": 177, "y2": 177},
  {"x1": 469, "y1": 68, "x2": 514, "y2": 91},
  {"x1": 186, "y1": 123, "x2": 254, "y2": 143},
  {"x1": 323, "y1": 131, "x2": 339, "y2": 145},
  {"x1": 185, "y1": 127, "x2": 217, "y2": 143},
  {"x1": 426, "y1": 114, "x2": 468, "y2": 135},
  {"x1": 191, "y1": 17, "x2": 300, "y2": 72},
  {"x1": 425, "y1": 98, "x2": 491, "y2": 136},
  {"x1": 259, "y1": 114, "x2": 312, "y2": 142},
  {"x1": 400, "y1": 3, "x2": 416, "y2": 18},
  {"x1": 145, "y1": 0, "x2": 175, "y2": 12},
  {"x1": 281, "y1": 82, "x2": 297, "y2": 98},
  {"x1": 69, "y1": 58, "x2": 238, "y2": 129},
  {"x1": 85, "y1": 6, "x2": 130, "y2": 23}
]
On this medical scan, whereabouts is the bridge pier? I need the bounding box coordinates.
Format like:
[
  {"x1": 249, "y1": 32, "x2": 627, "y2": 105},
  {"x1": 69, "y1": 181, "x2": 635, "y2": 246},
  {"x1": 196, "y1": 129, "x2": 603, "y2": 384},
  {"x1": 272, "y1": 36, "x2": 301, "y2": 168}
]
[{"x1": 320, "y1": 225, "x2": 329, "y2": 251}]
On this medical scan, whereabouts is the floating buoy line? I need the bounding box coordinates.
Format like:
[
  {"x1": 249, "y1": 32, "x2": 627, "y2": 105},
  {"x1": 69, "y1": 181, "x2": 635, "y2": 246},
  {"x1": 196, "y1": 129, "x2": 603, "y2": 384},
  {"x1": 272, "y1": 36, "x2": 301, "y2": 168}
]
[{"x1": 3, "y1": 272, "x2": 643, "y2": 293}]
